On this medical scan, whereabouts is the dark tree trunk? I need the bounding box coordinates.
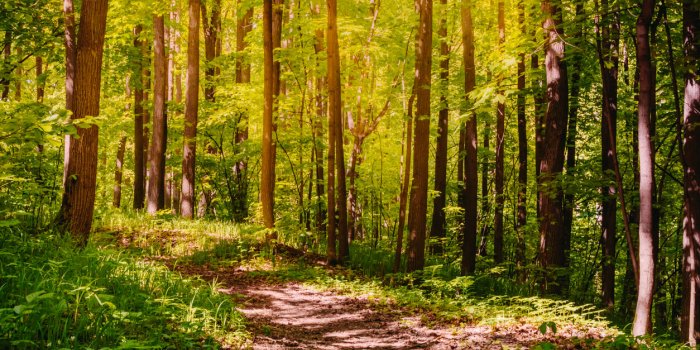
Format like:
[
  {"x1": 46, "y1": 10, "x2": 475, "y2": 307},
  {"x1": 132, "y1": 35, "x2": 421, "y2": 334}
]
[
  {"x1": 312, "y1": 4, "x2": 327, "y2": 237},
  {"x1": 1, "y1": 31, "x2": 9, "y2": 100},
  {"x1": 406, "y1": 0, "x2": 432, "y2": 273},
  {"x1": 133, "y1": 25, "x2": 146, "y2": 210},
  {"x1": 479, "y1": 122, "x2": 490, "y2": 257},
  {"x1": 461, "y1": 0, "x2": 477, "y2": 276},
  {"x1": 429, "y1": 0, "x2": 449, "y2": 254},
  {"x1": 262, "y1": 0, "x2": 275, "y2": 230},
  {"x1": 515, "y1": 0, "x2": 527, "y2": 280},
  {"x1": 681, "y1": 0, "x2": 700, "y2": 345},
  {"x1": 113, "y1": 136, "x2": 127, "y2": 208},
  {"x1": 56, "y1": 0, "x2": 109, "y2": 244},
  {"x1": 35, "y1": 56, "x2": 44, "y2": 102},
  {"x1": 181, "y1": 0, "x2": 200, "y2": 219},
  {"x1": 394, "y1": 93, "x2": 414, "y2": 273},
  {"x1": 632, "y1": 0, "x2": 656, "y2": 336},
  {"x1": 538, "y1": 0, "x2": 569, "y2": 294},
  {"x1": 201, "y1": 0, "x2": 221, "y2": 102},
  {"x1": 147, "y1": 15, "x2": 168, "y2": 215}
]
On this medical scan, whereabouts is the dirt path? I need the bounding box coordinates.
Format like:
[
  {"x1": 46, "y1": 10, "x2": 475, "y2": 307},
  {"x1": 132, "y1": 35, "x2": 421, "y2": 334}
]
[{"x1": 167, "y1": 263, "x2": 605, "y2": 350}]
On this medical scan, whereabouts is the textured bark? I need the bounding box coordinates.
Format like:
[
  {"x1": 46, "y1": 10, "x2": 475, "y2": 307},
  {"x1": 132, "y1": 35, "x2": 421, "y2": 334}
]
[
  {"x1": 112, "y1": 136, "x2": 127, "y2": 208},
  {"x1": 406, "y1": 0, "x2": 432, "y2": 273},
  {"x1": 133, "y1": 25, "x2": 146, "y2": 210},
  {"x1": 14, "y1": 48, "x2": 21, "y2": 100},
  {"x1": 394, "y1": 93, "x2": 414, "y2": 273},
  {"x1": 232, "y1": 2, "x2": 253, "y2": 222},
  {"x1": 681, "y1": 0, "x2": 700, "y2": 344},
  {"x1": 595, "y1": 0, "x2": 619, "y2": 311},
  {"x1": 262, "y1": 0, "x2": 275, "y2": 230},
  {"x1": 461, "y1": 0, "x2": 477, "y2": 276},
  {"x1": 312, "y1": 3, "x2": 327, "y2": 236},
  {"x1": 56, "y1": 0, "x2": 109, "y2": 244},
  {"x1": 429, "y1": 0, "x2": 449, "y2": 253},
  {"x1": 515, "y1": 0, "x2": 527, "y2": 280},
  {"x1": 1, "y1": 31, "x2": 9, "y2": 100},
  {"x1": 147, "y1": 15, "x2": 168, "y2": 215},
  {"x1": 201, "y1": 0, "x2": 221, "y2": 102},
  {"x1": 538, "y1": 0, "x2": 568, "y2": 294},
  {"x1": 632, "y1": 0, "x2": 656, "y2": 336},
  {"x1": 181, "y1": 0, "x2": 200, "y2": 219},
  {"x1": 62, "y1": 0, "x2": 76, "y2": 183},
  {"x1": 493, "y1": 0, "x2": 505, "y2": 264}
]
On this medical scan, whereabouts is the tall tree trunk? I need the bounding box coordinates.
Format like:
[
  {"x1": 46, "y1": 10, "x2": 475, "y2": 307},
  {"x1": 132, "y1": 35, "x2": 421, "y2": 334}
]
[
  {"x1": 429, "y1": 0, "x2": 449, "y2": 254},
  {"x1": 201, "y1": 0, "x2": 221, "y2": 102},
  {"x1": 515, "y1": 0, "x2": 527, "y2": 280},
  {"x1": 538, "y1": 0, "x2": 569, "y2": 294},
  {"x1": 312, "y1": 2, "x2": 326, "y2": 237},
  {"x1": 394, "y1": 93, "x2": 414, "y2": 273},
  {"x1": 461, "y1": 0, "x2": 477, "y2": 276},
  {"x1": 1, "y1": 31, "x2": 9, "y2": 100},
  {"x1": 493, "y1": 0, "x2": 505, "y2": 264},
  {"x1": 632, "y1": 0, "x2": 656, "y2": 336},
  {"x1": 479, "y1": 120, "x2": 490, "y2": 257},
  {"x1": 14, "y1": 48, "x2": 21, "y2": 100},
  {"x1": 148, "y1": 15, "x2": 168, "y2": 215},
  {"x1": 681, "y1": 0, "x2": 700, "y2": 344},
  {"x1": 56, "y1": 0, "x2": 109, "y2": 244},
  {"x1": 596, "y1": 0, "x2": 620, "y2": 311},
  {"x1": 181, "y1": 0, "x2": 200, "y2": 219},
  {"x1": 62, "y1": 0, "x2": 76, "y2": 183},
  {"x1": 262, "y1": 0, "x2": 276, "y2": 230},
  {"x1": 233, "y1": 2, "x2": 253, "y2": 222},
  {"x1": 133, "y1": 25, "x2": 146, "y2": 210},
  {"x1": 113, "y1": 136, "x2": 127, "y2": 208},
  {"x1": 406, "y1": 0, "x2": 432, "y2": 273}
]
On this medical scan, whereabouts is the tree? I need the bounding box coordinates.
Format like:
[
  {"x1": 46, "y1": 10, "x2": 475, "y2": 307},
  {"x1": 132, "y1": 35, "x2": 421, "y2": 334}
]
[
  {"x1": 201, "y1": 0, "x2": 220, "y2": 102},
  {"x1": 394, "y1": 92, "x2": 414, "y2": 272},
  {"x1": 406, "y1": 0, "x2": 432, "y2": 272},
  {"x1": 429, "y1": 0, "x2": 449, "y2": 253},
  {"x1": 55, "y1": 0, "x2": 109, "y2": 243},
  {"x1": 515, "y1": 0, "x2": 527, "y2": 280},
  {"x1": 147, "y1": 14, "x2": 168, "y2": 215},
  {"x1": 681, "y1": 0, "x2": 700, "y2": 344},
  {"x1": 261, "y1": 0, "x2": 275, "y2": 230},
  {"x1": 632, "y1": 0, "x2": 656, "y2": 336},
  {"x1": 181, "y1": 0, "x2": 200, "y2": 219},
  {"x1": 461, "y1": 0, "x2": 477, "y2": 276},
  {"x1": 538, "y1": 0, "x2": 569, "y2": 294},
  {"x1": 113, "y1": 135, "x2": 127, "y2": 208},
  {"x1": 133, "y1": 25, "x2": 146, "y2": 210},
  {"x1": 493, "y1": 0, "x2": 505, "y2": 264}
]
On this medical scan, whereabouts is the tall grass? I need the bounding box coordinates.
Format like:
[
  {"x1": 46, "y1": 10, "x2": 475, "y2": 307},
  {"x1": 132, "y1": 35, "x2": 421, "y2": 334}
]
[{"x1": 0, "y1": 227, "x2": 248, "y2": 348}]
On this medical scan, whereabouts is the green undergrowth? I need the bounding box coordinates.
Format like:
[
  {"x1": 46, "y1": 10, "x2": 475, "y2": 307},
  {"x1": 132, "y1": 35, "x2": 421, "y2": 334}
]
[{"x1": 0, "y1": 227, "x2": 249, "y2": 349}]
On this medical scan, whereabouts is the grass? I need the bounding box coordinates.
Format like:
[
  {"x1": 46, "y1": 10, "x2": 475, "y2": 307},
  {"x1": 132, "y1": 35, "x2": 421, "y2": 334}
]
[{"x1": 0, "y1": 224, "x2": 249, "y2": 349}]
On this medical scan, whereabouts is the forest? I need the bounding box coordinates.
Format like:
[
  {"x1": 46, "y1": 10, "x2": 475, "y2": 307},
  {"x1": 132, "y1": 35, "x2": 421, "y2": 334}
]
[{"x1": 1, "y1": 0, "x2": 699, "y2": 348}]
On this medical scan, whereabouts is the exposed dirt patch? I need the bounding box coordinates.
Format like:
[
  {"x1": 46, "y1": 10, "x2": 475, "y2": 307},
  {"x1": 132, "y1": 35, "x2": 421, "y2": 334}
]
[{"x1": 166, "y1": 262, "x2": 607, "y2": 349}]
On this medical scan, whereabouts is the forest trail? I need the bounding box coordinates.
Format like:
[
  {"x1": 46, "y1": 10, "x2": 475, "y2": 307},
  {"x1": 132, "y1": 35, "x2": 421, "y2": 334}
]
[{"x1": 167, "y1": 261, "x2": 594, "y2": 350}]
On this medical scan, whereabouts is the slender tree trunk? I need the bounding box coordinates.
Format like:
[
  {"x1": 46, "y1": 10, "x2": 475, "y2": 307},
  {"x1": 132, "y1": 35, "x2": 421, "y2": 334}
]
[
  {"x1": 113, "y1": 136, "x2": 127, "y2": 208},
  {"x1": 429, "y1": 0, "x2": 449, "y2": 254},
  {"x1": 596, "y1": 0, "x2": 620, "y2": 311},
  {"x1": 493, "y1": 0, "x2": 505, "y2": 264},
  {"x1": 35, "y1": 56, "x2": 44, "y2": 102},
  {"x1": 201, "y1": 0, "x2": 220, "y2": 102},
  {"x1": 1, "y1": 31, "x2": 9, "y2": 101},
  {"x1": 262, "y1": 0, "x2": 276, "y2": 230},
  {"x1": 181, "y1": 0, "x2": 200, "y2": 219},
  {"x1": 14, "y1": 48, "x2": 21, "y2": 101},
  {"x1": 406, "y1": 0, "x2": 432, "y2": 273},
  {"x1": 538, "y1": 0, "x2": 569, "y2": 294},
  {"x1": 681, "y1": 0, "x2": 700, "y2": 344},
  {"x1": 515, "y1": 0, "x2": 527, "y2": 280},
  {"x1": 233, "y1": 2, "x2": 253, "y2": 222},
  {"x1": 147, "y1": 15, "x2": 168, "y2": 215},
  {"x1": 632, "y1": 0, "x2": 656, "y2": 336},
  {"x1": 479, "y1": 120, "x2": 490, "y2": 257},
  {"x1": 56, "y1": 0, "x2": 109, "y2": 244},
  {"x1": 62, "y1": 0, "x2": 76, "y2": 183},
  {"x1": 394, "y1": 92, "x2": 414, "y2": 273},
  {"x1": 461, "y1": 0, "x2": 477, "y2": 276},
  {"x1": 312, "y1": 4, "x2": 327, "y2": 237},
  {"x1": 133, "y1": 25, "x2": 146, "y2": 210}
]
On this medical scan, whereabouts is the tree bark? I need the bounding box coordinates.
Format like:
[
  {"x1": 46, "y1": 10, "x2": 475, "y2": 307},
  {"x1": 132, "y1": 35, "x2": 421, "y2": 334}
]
[
  {"x1": 62, "y1": 0, "x2": 76, "y2": 183},
  {"x1": 312, "y1": 2, "x2": 327, "y2": 237},
  {"x1": 262, "y1": 0, "x2": 276, "y2": 230},
  {"x1": 35, "y1": 56, "x2": 44, "y2": 102},
  {"x1": 201, "y1": 0, "x2": 221, "y2": 102},
  {"x1": 1, "y1": 31, "x2": 9, "y2": 101},
  {"x1": 394, "y1": 93, "x2": 414, "y2": 273},
  {"x1": 148, "y1": 15, "x2": 168, "y2": 215},
  {"x1": 56, "y1": 0, "x2": 109, "y2": 244},
  {"x1": 632, "y1": 0, "x2": 656, "y2": 336},
  {"x1": 429, "y1": 0, "x2": 449, "y2": 254},
  {"x1": 406, "y1": 0, "x2": 432, "y2": 273},
  {"x1": 133, "y1": 25, "x2": 146, "y2": 210},
  {"x1": 538, "y1": 0, "x2": 569, "y2": 294},
  {"x1": 113, "y1": 136, "x2": 127, "y2": 208},
  {"x1": 181, "y1": 0, "x2": 200, "y2": 219},
  {"x1": 681, "y1": 0, "x2": 700, "y2": 344},
  {"x1": 515, "y1": 0, "x2": 527, "y2": 281},
  {"x1": 461, "y1": 0, "x2": 477, "y2": 276}
]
